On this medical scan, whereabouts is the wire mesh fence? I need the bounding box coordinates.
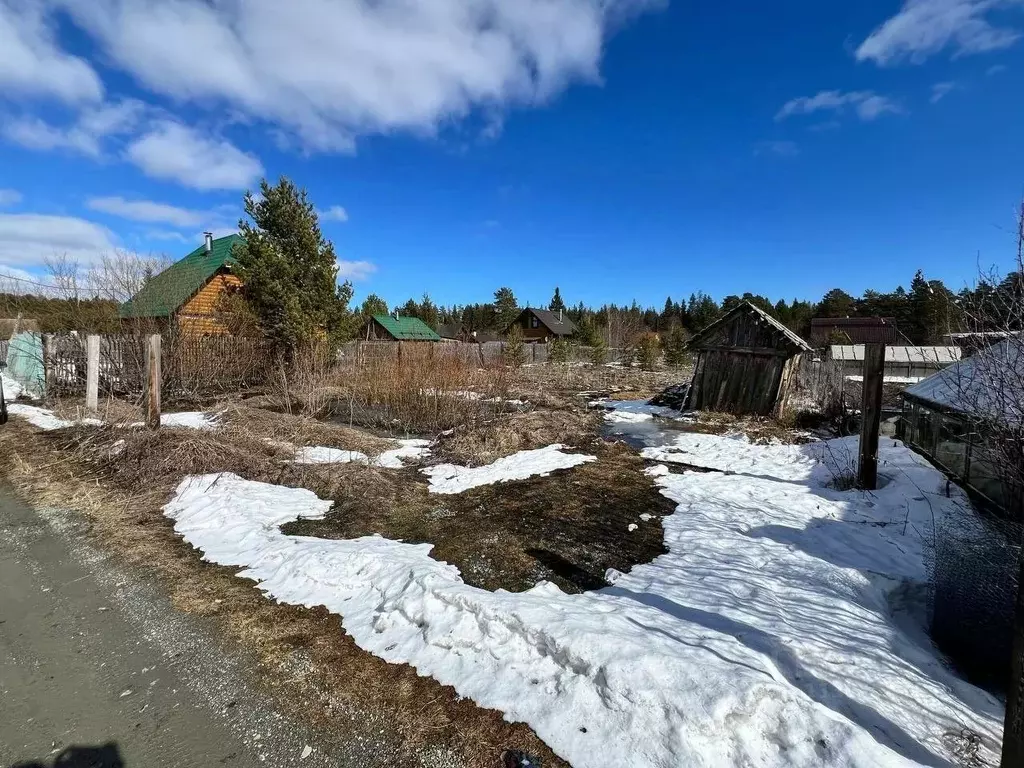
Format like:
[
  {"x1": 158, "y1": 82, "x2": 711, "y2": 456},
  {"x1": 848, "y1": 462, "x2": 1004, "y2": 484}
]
[{"x1": 930, "y1": 502, "x2": 1020, "y2": 691}]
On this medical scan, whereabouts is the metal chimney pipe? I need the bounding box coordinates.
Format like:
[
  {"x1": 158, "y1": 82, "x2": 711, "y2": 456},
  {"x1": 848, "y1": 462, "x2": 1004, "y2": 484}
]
[{"x1": 203, "y1": 232, "x2": 213, "y2": 252}]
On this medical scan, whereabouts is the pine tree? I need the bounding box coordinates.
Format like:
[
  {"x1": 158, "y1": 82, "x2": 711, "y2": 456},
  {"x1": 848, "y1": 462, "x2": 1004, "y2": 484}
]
[
  {"x1": 549, "y1": 287, "x2": 566, "y2": 313},
  {"x1": 360, "y1": 293, "x2": 389, "y2": 318},
  {"x1": 503, "y1": 324, "x2": 527, "y2": 368},
  {"x1": 494, "y1": 287, "x2": 519, "y2": 330},
  {"x1": 235, "y1": 177, "x2": 357, "y2": 356},
  {"x1": 419, "y1": 293, "x2": 440, "y2": 329},
  {"x1": 663, "y1": 324, "x2": 690, "y2": 367}
]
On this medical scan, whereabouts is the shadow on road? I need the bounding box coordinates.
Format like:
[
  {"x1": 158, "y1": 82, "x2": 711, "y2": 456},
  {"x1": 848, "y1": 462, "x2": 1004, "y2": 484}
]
[{"x1": 9, "y1": 742, "x2": 125, "y2": 768}]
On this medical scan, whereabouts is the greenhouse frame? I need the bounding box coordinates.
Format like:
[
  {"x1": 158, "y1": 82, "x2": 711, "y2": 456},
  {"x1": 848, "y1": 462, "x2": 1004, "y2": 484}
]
[{"x1": 900, "y1": 339, "x2": 1023, "y2": 518}]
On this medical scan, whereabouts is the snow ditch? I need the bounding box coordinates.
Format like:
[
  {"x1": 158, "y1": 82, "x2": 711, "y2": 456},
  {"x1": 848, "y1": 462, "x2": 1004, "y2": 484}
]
[{"x1": 161, "y1": 434, "x2": 1001, "y2": 768}]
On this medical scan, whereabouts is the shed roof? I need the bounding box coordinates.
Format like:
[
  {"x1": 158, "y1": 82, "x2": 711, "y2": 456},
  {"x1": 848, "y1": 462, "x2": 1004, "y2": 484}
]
[
  {"x1": 904, "y1": 339, "x2": 1024, "y2": 426},
  {"x1": 372, "y1": 314, "x2": 441, "y2": 341},
  {"x1": 689, "y1": 301, "x2": 813, "y2": 353},
  {"x1": 514, "y1": 308, "x2": 576, "y2": 337},
  {"x1": 830, "y1": 345, "x2": 961, "y2": 364},
  {"x1": 120, "y1": 234, "x2": 243, "y2": 319}
]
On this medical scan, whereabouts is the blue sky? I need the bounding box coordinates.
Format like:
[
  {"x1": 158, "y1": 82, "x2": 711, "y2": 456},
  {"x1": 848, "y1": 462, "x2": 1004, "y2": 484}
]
[{"x1": 1, "y1": 0, "x2": 1022, "y2": 310}]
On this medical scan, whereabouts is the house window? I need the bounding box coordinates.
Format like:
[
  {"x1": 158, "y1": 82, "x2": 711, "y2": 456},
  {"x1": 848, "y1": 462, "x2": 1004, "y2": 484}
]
[{"x1": 531, "y1": 316, "x2": 539, "y2": 329}]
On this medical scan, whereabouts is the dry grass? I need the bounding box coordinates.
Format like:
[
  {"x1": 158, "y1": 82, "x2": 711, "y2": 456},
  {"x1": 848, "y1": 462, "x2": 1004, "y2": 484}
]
[
  {"x1": 0, "y1": 420, "x2": 566, "y2": 768},
  {"x1": 273, "y1": 344, "x2": 517, "y2": 435},
  {"x1": 50, "y1": 393, "x2": 144, "y2": 425},
  {"x1": 678, "y1": 410, "x2": 822, "y2": 445},
  {"x1": 513, "y1": 363, "x2": 687, "y2": 402},
  {"x1": 0, "y1": 384, "x2": 679, "y2": 765},
  {"x1": 435, "y1": 408, "x2": 601, "y2": 466},
  {"x1": 215, "y1": 402, "x2": 394, "y2": 455},
  {"x1": 284, "y1": 441, "x2": 674, "y2": 594}
]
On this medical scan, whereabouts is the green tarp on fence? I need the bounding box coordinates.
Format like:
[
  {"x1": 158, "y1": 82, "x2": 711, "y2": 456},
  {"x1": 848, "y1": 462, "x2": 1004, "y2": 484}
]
[{"x1": 6, "y1": 331, "x2": 45, "y2": 398}]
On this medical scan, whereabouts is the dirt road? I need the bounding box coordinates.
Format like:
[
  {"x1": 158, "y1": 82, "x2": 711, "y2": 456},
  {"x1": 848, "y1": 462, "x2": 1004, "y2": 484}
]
[{"x1": 0, "y1": 487, "x2": 353, "y2": 768}]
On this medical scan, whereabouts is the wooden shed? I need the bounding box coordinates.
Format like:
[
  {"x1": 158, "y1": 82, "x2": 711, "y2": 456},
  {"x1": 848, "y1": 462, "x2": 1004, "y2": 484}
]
[
  {"x1": 119, "y1": 233, "x2": 244, "y2": 336},
  {"x1": 686, "y1": 301, "x2": 813, "y2": 416}
]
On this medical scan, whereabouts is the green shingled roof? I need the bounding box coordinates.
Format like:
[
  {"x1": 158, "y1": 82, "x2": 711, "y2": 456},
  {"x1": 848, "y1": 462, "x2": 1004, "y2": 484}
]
[
  {"x1": 372, "y1": 314, "x2": 441, "y2": 341},
  {"x1": 119, "y1": 234, "x2": 244, "y2": 319}
]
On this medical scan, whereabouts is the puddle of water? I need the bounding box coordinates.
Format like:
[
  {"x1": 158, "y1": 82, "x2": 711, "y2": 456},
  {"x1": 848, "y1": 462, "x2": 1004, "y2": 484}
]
[{"x1": 600, "y1": 414, "x2": 694, "y2": 450}]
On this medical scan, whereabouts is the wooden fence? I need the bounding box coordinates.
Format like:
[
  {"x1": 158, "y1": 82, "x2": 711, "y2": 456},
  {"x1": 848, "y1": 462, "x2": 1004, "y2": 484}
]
[
  {"x1": 44, "y1": 333, "x2": 275, "y2": 399},
  {"x1": 342, "y1": 340, "x2": 636, "y2": 366}
]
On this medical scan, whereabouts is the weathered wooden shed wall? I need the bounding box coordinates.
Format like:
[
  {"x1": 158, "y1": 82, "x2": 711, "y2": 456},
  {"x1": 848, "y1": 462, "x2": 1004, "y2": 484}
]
[{"x1": 686, "y1": 302, "x2": 811, "y2": 417}]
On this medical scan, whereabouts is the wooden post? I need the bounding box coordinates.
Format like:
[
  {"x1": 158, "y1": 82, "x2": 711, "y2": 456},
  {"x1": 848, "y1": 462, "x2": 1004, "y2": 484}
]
[
  {"x1": 40, "y1": 333, "x2": 53, "y2": 398},
  {"x1": 857, "y1": 342, "x2": 885, "y2": 490},
  {"x1": 144, "y1": 334, "x2": 161, "y2": 430},
  {"x1": 85, "y1": 334, "x2": 100, "y2": 415}
]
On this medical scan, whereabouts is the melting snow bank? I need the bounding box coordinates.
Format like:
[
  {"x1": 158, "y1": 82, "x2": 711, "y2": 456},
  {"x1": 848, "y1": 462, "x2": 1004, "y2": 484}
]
[
  {"x1": 421, "y1": 445, "x2": 596, "y2": 494},
  {"x1": 6, "y1": 403, "x2": 77, "y2": 430},
  {"x1": 163, "y1": 433, "x2": 1001, "y2": 768},
  {"x1": 7, "y1": 405, "x2": 219, "y2": 432},
  {"x1": 1, "y1": 371, "x2": 29, "y2": 401},
  {"x1": 292, "y1": 439, "x2": 431, "y2": 468}
]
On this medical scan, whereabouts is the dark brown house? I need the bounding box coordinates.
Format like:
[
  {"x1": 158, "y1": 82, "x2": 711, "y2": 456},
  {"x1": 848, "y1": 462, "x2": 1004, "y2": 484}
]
[
  {"x1": 686, "y1": 301, "x2": 813, "y2": 416},
  {"x1": 507, "y1": 308, "x2": 576, "y2": 343},
  {"x1": 810, "y1": 317, "x2": 898, "y2": 345}
]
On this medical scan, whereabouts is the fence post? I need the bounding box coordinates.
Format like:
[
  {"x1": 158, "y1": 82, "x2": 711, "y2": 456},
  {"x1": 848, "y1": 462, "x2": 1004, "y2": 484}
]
[
  {"x1": 85, "y1": 334, "x2": 100, "y2": 415},
  {"x1": 857, "y1": 342, "x2": 885, "y2": 490},
  {"x1": 144, "y1": 334, "x2": 161, "y2": 430},
  {"x1": 40, "y1": 333, "x2": 53, "y2": 398}
]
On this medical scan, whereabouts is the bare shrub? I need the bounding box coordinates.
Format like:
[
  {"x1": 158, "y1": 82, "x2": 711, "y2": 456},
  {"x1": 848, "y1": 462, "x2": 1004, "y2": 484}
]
[{"x1": 279, "y1": 342, "x2": 512, "y2": 434}]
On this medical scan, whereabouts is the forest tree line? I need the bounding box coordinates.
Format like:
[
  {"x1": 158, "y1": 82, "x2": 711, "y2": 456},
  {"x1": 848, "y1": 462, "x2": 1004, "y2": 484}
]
[
  {"x1": 3, "y1": 266, "x2": 1022, "y2": 348},
  {"x1": 362, "y1": 267, "x2": 1022, "y2": 347}
]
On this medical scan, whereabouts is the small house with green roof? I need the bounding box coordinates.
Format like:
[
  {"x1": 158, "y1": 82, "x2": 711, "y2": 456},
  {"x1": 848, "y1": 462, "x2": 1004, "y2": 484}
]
[
  {"x1": 120, "y1": 233, "x2": 245, "y2": 336},
  {"x1": 365, "y1": 314, "x2": 441, "y2": 342}
]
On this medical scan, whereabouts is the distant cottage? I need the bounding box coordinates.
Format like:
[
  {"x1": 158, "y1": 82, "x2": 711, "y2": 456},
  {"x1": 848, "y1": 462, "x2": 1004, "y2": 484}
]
[
  {"x1": 120, "y1": 233, "x2": 244, "y2": 336},
  {"x1": 686, "y1": 301, "x2": 813, "y2": 416},
  {"x1": 507, "y1": 308, "x2": 576, "y2": 343},
  {"x1": 365, "y1": 314, "x2": 441, "y2": 342}
]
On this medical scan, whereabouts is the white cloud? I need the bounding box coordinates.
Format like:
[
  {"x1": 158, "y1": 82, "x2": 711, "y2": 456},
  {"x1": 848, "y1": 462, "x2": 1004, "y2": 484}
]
[
  {"x1": 145, "y1": 229, "x2": 191, "y2": 243},
  {"x1": 754, "y1": 140, "x2": 799, "y2": 157},
  {"x1": 857, "y1": 0, "x2": 1024, "y2": 66},
  {"x1": 125, "y1": 121, "x2": 264, "y2": 190},
  {"x1": 0, "y1": 1, "x2": 103, "y2": 103},
  {"x1": 776, "y1": 90, "x2": 903, "y2": 122},
  {"x1": 0, "y1": 188, "x2": 22, "y2": 207},
  {"x1": 987, "y1": 63, "x2": 1009, "y2": 74},
  {"x1": 87, "y1": 196, "x2": 209, "y2": 228},
  {"x1": 930, "y1": 81, "x2": 958, "y2": 103},
  {"x1": 0, "y1": 213, "x2": 117, "y2": 267},
  {"x1": 0, "y1": 264, "x2": 44, "y2": 289},
  {"x1": 50, "y1": 0, "x2": 659, "y2": 152},
  {"x1": 336, "y1": 259, "x2": 376, "y2": 281},
  {"x1": 319, "y1": 205, "x2": 349, "y2": 223},
  {"x1": 2, "y1": 99, "x2": 145, "y2": 157}
]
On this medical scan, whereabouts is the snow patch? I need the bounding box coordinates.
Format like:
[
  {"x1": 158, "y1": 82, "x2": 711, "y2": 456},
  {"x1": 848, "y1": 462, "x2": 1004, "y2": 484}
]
[
  {"x1": 290, "y1": 439, "x2": 431, "y2": 468},
  {"x1": 1, "y1": 370, "x2": 28, "y2": 400},
  {"x1": 6, "y1": 403, "x2": 75, "y2": 431},
  {"x1": 421, "y1": 445, "x2": 596, "y2": 495},
  {"x1": 163, "y1": 435, "x2": 1001, "y2": 768}
]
